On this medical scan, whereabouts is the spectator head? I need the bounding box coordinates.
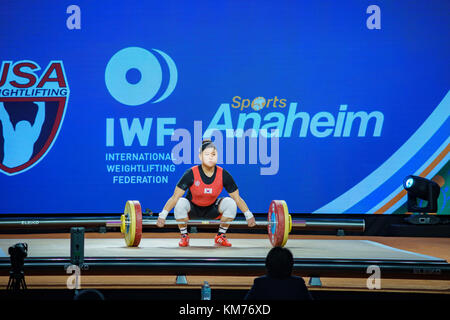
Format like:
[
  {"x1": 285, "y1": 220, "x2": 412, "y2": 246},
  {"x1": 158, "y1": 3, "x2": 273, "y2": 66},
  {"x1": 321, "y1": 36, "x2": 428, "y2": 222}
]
[
  {"x1": 265, "y1": 246, "x2": 294, "y2": 279},
  {"x1": 74, "y1": 289, "x2": 105, "y2": 301}
]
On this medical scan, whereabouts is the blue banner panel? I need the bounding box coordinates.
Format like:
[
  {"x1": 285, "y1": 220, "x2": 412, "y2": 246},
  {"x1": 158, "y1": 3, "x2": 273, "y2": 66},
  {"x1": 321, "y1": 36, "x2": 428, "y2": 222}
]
[{"x1": 0, "y1": 1, "x2": 448, "y2": 214}]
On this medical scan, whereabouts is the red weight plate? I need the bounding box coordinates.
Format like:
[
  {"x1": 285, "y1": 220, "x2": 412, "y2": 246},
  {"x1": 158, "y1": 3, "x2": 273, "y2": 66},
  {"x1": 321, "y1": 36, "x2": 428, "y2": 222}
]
[
  {"x1": 267, "y1": 200, "x2": 276, "y2": 246},
  {"x1": 267, "y1": 200, "x2": 287, "y2": 247},
  {"x1": 132, "y1": 200, "x2": 142, "y2": 247},
  {"x1": 273, "y1": 200, "x2": 286, "y2": 246}
]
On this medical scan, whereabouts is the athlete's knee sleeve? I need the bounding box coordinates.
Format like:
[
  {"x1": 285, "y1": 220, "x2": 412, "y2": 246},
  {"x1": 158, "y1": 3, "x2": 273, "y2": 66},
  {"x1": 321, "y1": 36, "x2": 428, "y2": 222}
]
[
  {"x1": 174, "y1": 198, "x2": 190, "y2": 220},
  {"x1": 219, "y1": 197, "x2": 237, "y2": 219}
]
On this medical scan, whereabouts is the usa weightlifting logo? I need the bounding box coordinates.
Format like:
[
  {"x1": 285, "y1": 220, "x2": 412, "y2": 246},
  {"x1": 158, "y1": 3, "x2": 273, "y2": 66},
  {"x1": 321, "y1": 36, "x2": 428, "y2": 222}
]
[
  {"x1": 105, "y1": 47, "x2": 178, "y2": 106},
  {"x1": 0, "y1": 60, "x2": 69, "y2": 175}
]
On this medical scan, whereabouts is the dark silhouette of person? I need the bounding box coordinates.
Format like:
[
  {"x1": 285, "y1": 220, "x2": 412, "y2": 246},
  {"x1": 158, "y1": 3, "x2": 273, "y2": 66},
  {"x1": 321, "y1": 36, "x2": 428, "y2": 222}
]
[{"x1": 245, "y1": 246, "x2": 313, "y2": 300}]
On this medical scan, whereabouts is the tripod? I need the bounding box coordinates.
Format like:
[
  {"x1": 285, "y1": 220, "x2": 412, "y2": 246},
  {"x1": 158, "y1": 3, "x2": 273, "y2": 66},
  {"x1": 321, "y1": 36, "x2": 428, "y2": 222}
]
[{"x1": 7, "y1": 270, "x2": 27, "y2": 292}]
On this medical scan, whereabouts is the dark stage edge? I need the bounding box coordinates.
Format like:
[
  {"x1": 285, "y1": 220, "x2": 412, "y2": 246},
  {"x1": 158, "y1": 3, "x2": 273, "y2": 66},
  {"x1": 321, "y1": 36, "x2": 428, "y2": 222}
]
[{"x1": 0, "y1": 256, "x2": 449, "y2": 280}]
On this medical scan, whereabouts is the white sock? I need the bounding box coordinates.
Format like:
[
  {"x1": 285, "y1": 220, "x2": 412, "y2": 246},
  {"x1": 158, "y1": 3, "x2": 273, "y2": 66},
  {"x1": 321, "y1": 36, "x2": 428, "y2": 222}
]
[{"x1": 218, "y1": 226, "x2": 228, "y2": 235}]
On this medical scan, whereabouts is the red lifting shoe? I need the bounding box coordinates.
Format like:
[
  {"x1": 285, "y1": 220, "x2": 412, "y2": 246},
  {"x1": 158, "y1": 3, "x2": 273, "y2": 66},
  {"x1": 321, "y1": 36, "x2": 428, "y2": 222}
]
[
  {"x1": 179, "y1": 234, "x2": 190, "y2": 247},
  {"x1": 214, "y1": 234, "x2": 232, "y2": 247}
]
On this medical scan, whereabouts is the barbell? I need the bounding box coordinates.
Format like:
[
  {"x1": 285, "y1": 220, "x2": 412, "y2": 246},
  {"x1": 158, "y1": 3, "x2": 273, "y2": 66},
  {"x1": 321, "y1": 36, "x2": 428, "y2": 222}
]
[{"x1": 109, "y1": 200, "x2": 365, "y2": 248}]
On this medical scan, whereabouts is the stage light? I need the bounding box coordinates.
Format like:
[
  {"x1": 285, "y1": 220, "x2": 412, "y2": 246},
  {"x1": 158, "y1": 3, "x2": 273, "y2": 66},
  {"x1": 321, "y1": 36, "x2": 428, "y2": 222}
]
[
  {"x1": 405, "y1": 177, "x2": 414, "y2": 188},
  {"x1": 403, "y1": 175, "x2": 441, "y2": 213}
]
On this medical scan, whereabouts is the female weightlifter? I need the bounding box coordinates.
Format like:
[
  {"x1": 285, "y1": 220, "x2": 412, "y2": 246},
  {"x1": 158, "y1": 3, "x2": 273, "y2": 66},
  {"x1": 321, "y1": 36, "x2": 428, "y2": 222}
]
[{"x1": 157, "y1": 139, "x2": 256, "y2": 247}]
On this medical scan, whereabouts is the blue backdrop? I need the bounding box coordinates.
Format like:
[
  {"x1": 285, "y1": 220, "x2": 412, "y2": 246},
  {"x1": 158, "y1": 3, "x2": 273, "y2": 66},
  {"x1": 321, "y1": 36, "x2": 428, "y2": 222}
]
[{"x1": 0, "y1": 0, "x2": 449, "y2": 215}]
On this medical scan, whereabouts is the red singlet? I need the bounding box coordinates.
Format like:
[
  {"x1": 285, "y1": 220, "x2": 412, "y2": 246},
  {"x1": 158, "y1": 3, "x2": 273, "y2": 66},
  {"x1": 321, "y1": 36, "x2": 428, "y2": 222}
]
[{"x1": 189, "y1": 165, "x2": 223, "y2": 206}]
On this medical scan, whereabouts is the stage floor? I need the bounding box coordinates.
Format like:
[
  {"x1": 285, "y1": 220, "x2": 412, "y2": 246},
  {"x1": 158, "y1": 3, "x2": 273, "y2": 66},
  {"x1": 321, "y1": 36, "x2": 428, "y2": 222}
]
[
  {"x1": 0, "y1": 238, "x2": 446, "y2": 262},
  {"x1": 0, "y1": 234, "x2": 449, "y2": 294}
]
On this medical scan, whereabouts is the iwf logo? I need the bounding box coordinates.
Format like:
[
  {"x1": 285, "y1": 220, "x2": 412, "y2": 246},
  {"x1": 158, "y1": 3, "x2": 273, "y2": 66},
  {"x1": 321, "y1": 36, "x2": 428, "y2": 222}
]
[
  {"x1": 0, "y1": 61, "x2": 69, "y2": 175},
  {"x1": 105, "y1": 47, "x2": 177, "y2": 106}
]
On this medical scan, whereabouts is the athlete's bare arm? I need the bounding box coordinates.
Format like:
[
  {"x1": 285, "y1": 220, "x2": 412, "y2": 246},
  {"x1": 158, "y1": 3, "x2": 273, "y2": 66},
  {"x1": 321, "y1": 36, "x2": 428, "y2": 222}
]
[
  {"x1": 156, "y1": 186, "x2": 186, "y2": 227},
  {"x1": 229, "y1": 189, "x2": 256, "y2": 227}
]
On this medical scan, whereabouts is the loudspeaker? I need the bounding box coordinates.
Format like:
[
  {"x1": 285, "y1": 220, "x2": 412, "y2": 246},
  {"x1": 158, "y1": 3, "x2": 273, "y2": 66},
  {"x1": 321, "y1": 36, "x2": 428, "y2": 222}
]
[{"x1": 70, "y1": 227, "x2": 85, "y2": 266}]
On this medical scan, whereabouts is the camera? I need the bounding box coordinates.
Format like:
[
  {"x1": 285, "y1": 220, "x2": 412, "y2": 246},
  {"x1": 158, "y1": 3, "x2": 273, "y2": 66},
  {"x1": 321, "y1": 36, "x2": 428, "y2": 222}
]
[
  {"x1": 7, "y1": 242, "x2": 28, "y2": 292},
  {"x1": 8, "y1": 243, "x2": 28, "y2": 273}
]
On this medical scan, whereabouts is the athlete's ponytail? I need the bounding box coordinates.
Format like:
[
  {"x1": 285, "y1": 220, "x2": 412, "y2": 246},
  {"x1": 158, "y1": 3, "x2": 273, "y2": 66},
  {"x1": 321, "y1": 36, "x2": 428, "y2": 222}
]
[{"x1": 199, "y1": 139, "x2": 216, "y2": 153}]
